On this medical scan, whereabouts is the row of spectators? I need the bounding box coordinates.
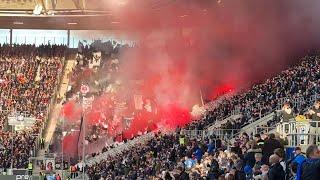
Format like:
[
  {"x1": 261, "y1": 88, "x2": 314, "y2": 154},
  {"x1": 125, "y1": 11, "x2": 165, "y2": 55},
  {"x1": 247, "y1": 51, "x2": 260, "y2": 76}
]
[
  {"x1": 86, "y1": 129, "x2": 320, "y2": 180},
  {"x1": 190, "y1": 55, "x2": 320, "y2": 131},
  {"x1": 84, "y1": 130, "x2": 275, "y2": 179},
  {"x1": 0, "y1": 44, "x2": 67, "y2": 169},
  {"x1": 84, "y1": 54, "x2": 320, "y2": 179}
]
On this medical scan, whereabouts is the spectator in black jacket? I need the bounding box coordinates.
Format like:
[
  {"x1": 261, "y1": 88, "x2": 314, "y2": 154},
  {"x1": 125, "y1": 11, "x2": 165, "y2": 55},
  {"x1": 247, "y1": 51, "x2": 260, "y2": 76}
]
[
  {"x1": 254, "y1": 134, "x2": 264, "y2": 149},
  {"x1": 268, "y1": 154, "x2": 285, "y2": 180},
  {"x1": 234, "y1": 161, "x2": 246, "y2": 180},
  {"x1": 243, "y1": 141, "x2": 261, "y2": 168},
  {"x1": 177, "y1": 166, "x2": 189, "y2": 180},
  {"x1": 300, "y1": 145, "x2": 320, "y2": 180},
  {"x1": 262, "y1": 133, "x2": 283, "y2": 164},
  {"x1": 274, "y1": 148, "x2": 286, "y2": 172}
]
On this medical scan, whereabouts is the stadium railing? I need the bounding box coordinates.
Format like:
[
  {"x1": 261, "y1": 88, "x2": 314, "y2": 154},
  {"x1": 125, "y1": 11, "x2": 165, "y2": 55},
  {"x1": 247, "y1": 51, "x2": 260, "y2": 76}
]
[
  {"x1": 277, "y1": 120, "x2": 320, "y2": 147},
  {"x1": 207, "y1": 114, "x2": 242, "y2": 130},
  {"x1": 180, "y1": 128, "x2": 239, "y2": 142},
  {"x1": 85, "y1": 132, "x2": 155, "y2": 166},
  {"x1": 230, "y1": 93, "x2": 320, "y2": 139},
  {"x1": 254, "y1": 125, "x2": 277, "y2": 135}
]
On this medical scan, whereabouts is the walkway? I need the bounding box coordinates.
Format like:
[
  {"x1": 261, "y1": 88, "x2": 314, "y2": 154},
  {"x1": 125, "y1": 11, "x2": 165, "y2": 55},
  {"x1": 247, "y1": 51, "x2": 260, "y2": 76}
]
[{"x1": 34, "y1": 59, "x2": 76, "y2": 174}]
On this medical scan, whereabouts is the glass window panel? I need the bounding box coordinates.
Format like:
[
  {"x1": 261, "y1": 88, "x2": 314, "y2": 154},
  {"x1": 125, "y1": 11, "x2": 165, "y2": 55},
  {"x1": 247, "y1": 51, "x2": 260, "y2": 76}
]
[
  {"x1": 12, "y1": 29, "x2": 68, "y2": 46},
  {"x1": 0, "y1": 29, "x2": 10, "y2": 44},
  {"x1": 69, "y1": 30, "x2": 137, "y2": 48}
]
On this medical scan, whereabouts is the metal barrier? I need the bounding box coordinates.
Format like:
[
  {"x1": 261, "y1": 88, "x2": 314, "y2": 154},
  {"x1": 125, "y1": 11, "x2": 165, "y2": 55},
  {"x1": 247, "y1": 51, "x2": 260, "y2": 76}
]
[
  {"x1": 85, "y1": 132, "x2": 155, "y2": 166},
  {"x1": 180, "y1": 129, "x2": 239, "y2": 142},
  {"x1": 180, "y1": 130, "x2": 203, "y2": 139},
  {"x1": 228, "y1": 93, "x2": 320, "y2": 140},
  {"x1": 207, "y1": 114, "x2": 242, "y2": 130},
  {"x1": 85, "y1": 136, "x2": 113, "y2": 155},
  {"x1": 254, "y1": 126, "x2": 276, "y2": 135},
  {"x1": 204, "y1": 129, "x2": 239, "y2": 141},
  {"x1": 276, "y1": 120, "x2": 320, "y2": 146},
  {"x1": 231, "y1": 112, "x2": 276, "y2": 140}
]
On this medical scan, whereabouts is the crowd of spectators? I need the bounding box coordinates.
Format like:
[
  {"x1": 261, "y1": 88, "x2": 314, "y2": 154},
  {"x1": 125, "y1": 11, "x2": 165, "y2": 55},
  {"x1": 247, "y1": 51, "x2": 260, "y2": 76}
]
[
  {"x1": 68, "y1": 40, "x2": 128, "y2": 99},
  {"x1": 85, "y1": 130, "x2": 319, "y2": 180},
  {"x1": 0, "y1": 44, "x2": 67, "y2": 169},
  {"x1": 188, "y1": 55, "x2": 320, "y2": 132},
  {"x1": 84, "y1": 54, "x2": 320, "y2": 179},
  {"x1": 86, "y1": 129, "x2": 299, "y2": 180},
  {"x1": 60, "y1": 40, "x2": 131, "y2": 149}
]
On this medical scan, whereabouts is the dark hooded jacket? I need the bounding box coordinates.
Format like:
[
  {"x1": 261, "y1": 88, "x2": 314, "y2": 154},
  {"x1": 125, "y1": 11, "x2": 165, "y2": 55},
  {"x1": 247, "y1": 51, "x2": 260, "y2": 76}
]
[
  {"x1": 300, "y1": 158, "x2": 320, "y2": 180},
  {"x1": 268, "y1": 162, "x2": 285, "y2": 180}
]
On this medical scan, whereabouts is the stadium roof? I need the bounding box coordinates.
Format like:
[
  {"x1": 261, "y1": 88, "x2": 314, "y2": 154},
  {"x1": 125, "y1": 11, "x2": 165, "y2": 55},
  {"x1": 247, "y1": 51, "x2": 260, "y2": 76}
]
[
  {"x1": 0, "y1": 12, "x2": 119, "y2": 30},
  {"x1": 0, "y1": 0, "x2": 200, "y2": 30}
]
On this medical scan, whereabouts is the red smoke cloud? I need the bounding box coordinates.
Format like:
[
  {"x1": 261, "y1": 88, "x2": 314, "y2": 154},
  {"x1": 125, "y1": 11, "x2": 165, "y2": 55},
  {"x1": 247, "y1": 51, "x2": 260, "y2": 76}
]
[
  {"x1": 122, "y1": 104, "x2": 191, "y2": 139},
  {"x1": 61, "y1": 100, "x2": 81, "y2": 122},
  {"x1": 62, "y1": 132, "x2": 79, "y2": 157},
  {"x1": 208, "y1": 84, "x2": 235, "y2": 100},
  {"x1": 110, "y1": 0, "x2": 320, "y2": 133},
  {"x1": 114, "y1": 0, "x2": 320, "y2": 99},
  {"x1": 159, "y1": 104, "x2": 192, "y2": 129},
  {"x1": 62, "y1": 0, "x2": 320, "y2": 153}
]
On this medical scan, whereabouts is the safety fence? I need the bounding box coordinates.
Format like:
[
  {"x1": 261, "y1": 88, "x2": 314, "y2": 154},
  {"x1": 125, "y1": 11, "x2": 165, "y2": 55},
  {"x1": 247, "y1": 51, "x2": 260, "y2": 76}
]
[
  {"x1": 180, "y1": 129, "x2": 240, "y2": 142},
  {"x1": 229, "y1": 93, "x2": 320, "y2": 139},
  {"x1": 85, "y1": 132, "x2": 155, "y2": 166},
  {"x1": 277, "y1": 120, "x2": 320, "y2": 146}
]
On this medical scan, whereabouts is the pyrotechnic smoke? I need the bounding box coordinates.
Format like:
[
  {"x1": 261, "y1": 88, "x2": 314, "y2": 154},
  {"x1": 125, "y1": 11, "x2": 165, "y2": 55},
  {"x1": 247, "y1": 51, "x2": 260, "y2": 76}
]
[
  {"x1": 62, "y1": 132, "x2": 79, "y2": 157},
  {"x1": 62, "y1": 100, "x2": 81, "y2": 121},
  {"x1": 62, "y1": 0, "x2": 320, "y2": 150},
  {"x1": 109, "y1": 0, "x2": 320, "y2": 126},
  {"x1": 114, "y1": 0, "x2": 320, "y2": 100}
]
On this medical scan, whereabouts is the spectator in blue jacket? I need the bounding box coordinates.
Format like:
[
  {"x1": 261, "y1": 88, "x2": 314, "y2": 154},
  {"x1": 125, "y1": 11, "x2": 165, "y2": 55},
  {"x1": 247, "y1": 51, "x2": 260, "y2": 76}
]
[
  {"x1": 291, "y1": 147, "x2": 306, "y2": 166},
  {"x1": 297, "y1": 144, "x2": 320, "y2": 180},
  {"x1": 194, "y1": 145, "x2": 203, "y2": 161},
  {"x1": 207, "y1": 141, "x2": 215, "y2": 154}
]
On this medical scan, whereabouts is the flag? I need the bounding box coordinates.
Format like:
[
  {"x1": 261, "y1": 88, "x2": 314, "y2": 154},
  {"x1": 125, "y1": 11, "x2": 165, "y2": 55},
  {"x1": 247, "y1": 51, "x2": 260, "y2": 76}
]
[
  {"x1": 78, "y1": 41, "x2": 84, "y2": 53},
  {"x1": 77, "y1": 113, "x2": 84, "y2": 156}
]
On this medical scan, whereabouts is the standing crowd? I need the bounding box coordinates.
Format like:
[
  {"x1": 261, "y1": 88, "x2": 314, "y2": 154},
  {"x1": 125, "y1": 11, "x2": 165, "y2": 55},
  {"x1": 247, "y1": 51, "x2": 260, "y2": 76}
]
[
  {"x1": 0, "y1": 44, "x2": 67, "y2": 170},
  {"x1": 188, "y1": 55, "x2": 320, "y2": 131},
  {"x1": 85, "y1": 54, "x2": 320, "y2": 180},
  {"x1": 86, "y1": 131, "x2": 320, "y2": 180}
]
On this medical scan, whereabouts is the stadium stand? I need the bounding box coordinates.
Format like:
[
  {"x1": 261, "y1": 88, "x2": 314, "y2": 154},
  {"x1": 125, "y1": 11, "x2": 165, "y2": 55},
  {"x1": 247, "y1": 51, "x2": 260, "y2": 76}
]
[
  {"x1": 1, "y1": 1, "x2": 320, "y2": 180},
  {"x1": 0, "y1": 29, "x2": 318, "y2": 180},
  {"x1": 188, "y1": 55, "x2": 320, "y2": 131},
  {"x1": 0, "y1": 44, "x2": 67, "y2": 170},
  {"x1": 83, "y1": 54, "x2": 320, "y2": 179}
]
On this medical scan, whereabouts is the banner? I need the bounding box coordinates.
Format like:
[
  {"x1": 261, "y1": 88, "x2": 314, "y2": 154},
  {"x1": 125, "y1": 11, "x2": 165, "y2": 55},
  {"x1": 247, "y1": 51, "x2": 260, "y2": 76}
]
[
  {"x1": 8, "y1": 115, "x2": 36, "y2": 131},
  {"x1": 82, "y1": 96, "x2": 94, "y2": 110},
  {"x1": 89, "y1": 51, "x2": 101, "y2": 69},
  {"x1": 0, "y1": 175, "x2": 40, "y2": 180},
  {"x1": 45, "y1": 159, "x2": 55, "y2": 171}
]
